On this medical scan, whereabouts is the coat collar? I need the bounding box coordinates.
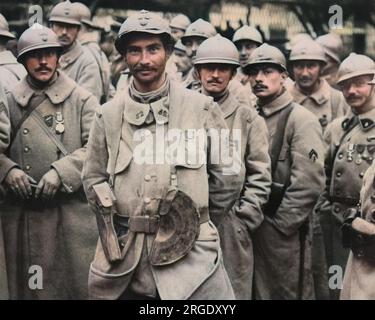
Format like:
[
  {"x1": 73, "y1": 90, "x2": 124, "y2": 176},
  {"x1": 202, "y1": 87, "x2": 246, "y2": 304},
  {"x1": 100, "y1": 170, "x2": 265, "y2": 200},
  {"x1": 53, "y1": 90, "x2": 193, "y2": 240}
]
[
  {"x1": 257, "y1": 89, "x2": 294, "y2": 118},
  {"x1": 0, "y1": 50, "x2": 18, "y2": 66},
  {"x1": 217, "y1": 90, "x2": 240, "y2": 119},
  {"x1": 289, "y1": 79, "x2": 330, "y2": 106},
  {"x1": 12, "y1": 71, "x2": 76, "y2": 107},
  {"x1": 58, "y1": 41, "x2": 83, "y2": 69},
  {"x1": 342, "y1": 107, "x2": 375, "y2": 132},
  {"x1": 123, "y1": 92, "x2": 169, "y2": 126}
]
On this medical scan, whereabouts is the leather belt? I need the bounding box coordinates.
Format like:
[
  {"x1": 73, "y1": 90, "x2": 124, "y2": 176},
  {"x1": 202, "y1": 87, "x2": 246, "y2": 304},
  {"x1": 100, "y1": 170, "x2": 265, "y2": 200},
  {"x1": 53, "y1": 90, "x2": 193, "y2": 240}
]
[
  {"x1": 114, "y1": 207, "x2": 210, "y2": 234},
  {"x1": 330, "y1": 196, "x2": 359, "y2": 207}
]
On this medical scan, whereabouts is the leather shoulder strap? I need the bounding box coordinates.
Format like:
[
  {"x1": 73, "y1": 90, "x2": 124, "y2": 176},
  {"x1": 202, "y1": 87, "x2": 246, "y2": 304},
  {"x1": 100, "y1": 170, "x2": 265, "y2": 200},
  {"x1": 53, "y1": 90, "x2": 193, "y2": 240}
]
[{"x1": 270, "y1": 103, "x2": 295, "y2": 176}]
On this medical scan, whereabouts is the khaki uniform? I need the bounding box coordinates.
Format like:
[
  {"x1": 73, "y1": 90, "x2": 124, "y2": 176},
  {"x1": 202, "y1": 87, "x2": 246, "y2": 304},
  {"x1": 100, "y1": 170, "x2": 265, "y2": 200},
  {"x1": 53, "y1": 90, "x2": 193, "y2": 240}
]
[
  {"x1": 0, "y1": 71, "x2": 99, "y2": 299},
  {"x1": 234, "y1": 68, "x2": 257, "y2": 107},
  {"x1": 254, "y1": 90, "x2": 325, "y2": 299},
  {"x1": 287, "y1": 79, "x2": 349, "y2": 131},
  {"x1": 81, "y1": 40, "x2": 114, "y2": 102},
  {"x1": 0, "y1": 50, "x2": 26, "y2": 91},
  {"x1": 82, "y1": 79, "x2": 239, "y2": 300},
  {"x1": 341, "y1": 162, "x2": 375, "y2": 299},
  {"x1": 316, "y1": 107, "x2": 375, "y2": 299},
  {"x1": 0, "y1": 83, "x2": 9, "y2": 300},
  {"x1": 59, "y1": 41, "x2": 103, "y2": 101},
  {"x1": 211, "y1": 89, "x2": 271, "y2": 299}
]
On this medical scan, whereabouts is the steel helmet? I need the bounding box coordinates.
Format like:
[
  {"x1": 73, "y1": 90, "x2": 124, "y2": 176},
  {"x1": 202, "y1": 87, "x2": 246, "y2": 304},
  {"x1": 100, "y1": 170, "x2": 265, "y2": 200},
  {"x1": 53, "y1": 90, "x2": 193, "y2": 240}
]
[
  {"x1": 289, "y1": 39, "x2": 326, "y2": 64},
  {"x1": 17, "y1": 23, "x2": 62, "y2": 62},
  {"x1": 194, "y1": 34, "x2": 239, "y2": 66},
  {"x1": 115, "y1": 10, "x2": 171, "y2": 54},
  {"x1": 170, "y1": 14, "x2": 191, "y2": 31},
  {"x1": 245, "y1": 43, "x2": 287, "y2": 71},
  {"x1": 49, "y1": 0, "x2": 81, "y2": 26},
  {"x1": 316, "y1": 33, "x2": 343, "y2": 63},
  {"x1": 337, "y1": 53, "x2": 375, "y2": 84},
  {"x1": 181, "y1": 19, "x2": 217, "y2": 45},
  {"x1": 232, "y1": 25, "x2": 262, "y2": 45},
  {"x1": 0, "y1": 13, "x2": 15, "y2": 39}
]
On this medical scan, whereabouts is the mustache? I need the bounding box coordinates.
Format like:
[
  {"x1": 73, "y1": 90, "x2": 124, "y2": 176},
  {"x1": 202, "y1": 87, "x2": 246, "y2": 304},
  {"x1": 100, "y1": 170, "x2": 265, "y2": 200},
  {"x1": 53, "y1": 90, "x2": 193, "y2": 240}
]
[
  {"x1": 253, "y1": 84, "x2": 268, "y2": 90},
  {"x1": 58, "y1": 36, "x2": 70, "y2": 41},
  {"x1": 207, "y1": 78, "x2": 224, "y2": 84},
  {"x1": 134, "y1": 66, "x2": 156, "y2": 72},
  {"x1": 299, "y1": 76, "x2": 312, "y2": 81},
  {"x1": 35, "y1": 66, "x2": 52, "y2": 72},
  {"x1": 347, "y1": 94, "x2": 362, "y2": 100}
]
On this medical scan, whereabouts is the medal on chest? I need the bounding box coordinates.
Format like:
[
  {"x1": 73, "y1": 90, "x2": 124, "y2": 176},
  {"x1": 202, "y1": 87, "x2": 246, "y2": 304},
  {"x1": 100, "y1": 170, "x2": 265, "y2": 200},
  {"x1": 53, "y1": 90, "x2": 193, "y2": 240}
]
[{"x1": 55, "y1": 111, "x2": 65, "y2": 134}]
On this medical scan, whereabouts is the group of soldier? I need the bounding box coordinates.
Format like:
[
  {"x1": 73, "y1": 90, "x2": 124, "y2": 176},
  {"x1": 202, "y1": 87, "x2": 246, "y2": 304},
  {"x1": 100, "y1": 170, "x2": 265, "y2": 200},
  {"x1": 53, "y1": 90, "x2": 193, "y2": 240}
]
[{"x1": 0, "y1": 0, "x2": 375, "y2": 300}]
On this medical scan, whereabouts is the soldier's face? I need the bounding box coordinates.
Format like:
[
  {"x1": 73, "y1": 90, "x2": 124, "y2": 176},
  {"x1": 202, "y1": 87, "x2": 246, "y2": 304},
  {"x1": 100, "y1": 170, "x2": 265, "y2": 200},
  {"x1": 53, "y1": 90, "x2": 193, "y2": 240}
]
[
  {"x1": 340, "y1": 75, "x2": 374, "y2": 109},
  {"x1": 292, "y1": 60, "x2": 321, "y2": 90},
  {"x1": 173, "y1": 50, "x2": 191, "y2": 74},
  {"x1": 24, "y1": 48, "x2": 58, "y2": 83},
  {"x1": 235, "y1": 40, "x2": 259, "y2": 67},
  {"x1": 171, "y1": 27, "x2": 185, "y2": 42},
  {"x1": 198, "y1": 64, "x2": 235, "y2": 96},
  {"x1": 51, "y1": 22, "x2": 80, "y2": 48},
  {"x1": 183, "y1": 36, "x2": 206, "y2": 60},
  {"x1": 248, "y1": 64, "x2": 286, "y2": 99},
  {"x1": 125, "y1": 34, "x2": 168, "y2": 90}
]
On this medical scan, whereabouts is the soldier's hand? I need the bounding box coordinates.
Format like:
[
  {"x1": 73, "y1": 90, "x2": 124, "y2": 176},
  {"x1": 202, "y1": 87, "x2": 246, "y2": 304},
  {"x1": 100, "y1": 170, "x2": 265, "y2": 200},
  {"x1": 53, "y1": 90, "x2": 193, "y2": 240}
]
[
  {"x1": 35, "y1": 169, "x2": 62, "y2": 201},
  {"x1": 4, "y1": 168, "x2": 36, "y2": 199}
]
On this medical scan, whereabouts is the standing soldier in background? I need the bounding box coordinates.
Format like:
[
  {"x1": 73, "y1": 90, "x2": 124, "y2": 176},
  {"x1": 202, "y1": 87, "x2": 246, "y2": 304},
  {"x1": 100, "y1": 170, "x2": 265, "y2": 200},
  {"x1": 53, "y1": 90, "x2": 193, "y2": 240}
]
[
  {"x1": 49, "y1": 0, "x2": 103, "y2": 101},
  {"x1": 245, "y1": 44, "x2": 325, "y2": 299},
  {"x1": 173, "y1": 40, "x2": 192, "y2": 82},
  {"x1": 316, "y1": 33, "x2": 344, "y2": 89},
  {"x1": 74, "y1": 2, "x2": 113, "y2": 103},
  {"x1": 169, "y1": 13, "x2": 191, "y2": 43},
  {"x1": 0, "y1": 24, "x2": 99, "y2": 299},
  {"x1": 180, "y1": 18, "x2": 217, "y2": 89},
  {"x1": 194, "y1": 34, "x2": 271, "y2": 299},
  {"x1": 0, "y1": 13, "x2": 26, "y2": 91},
  {"x1": 232, "y1": 25, "x2": 263, "y2": 106},
  {"x1": 315, "y1": 53, "x2": 375, "y2": 299},
  {"x1": 287, "y1": 39, "x2": 349, "y2": 132},
  {"x1": 82, "y1": 10, "x2": 238, "y2": 300}
]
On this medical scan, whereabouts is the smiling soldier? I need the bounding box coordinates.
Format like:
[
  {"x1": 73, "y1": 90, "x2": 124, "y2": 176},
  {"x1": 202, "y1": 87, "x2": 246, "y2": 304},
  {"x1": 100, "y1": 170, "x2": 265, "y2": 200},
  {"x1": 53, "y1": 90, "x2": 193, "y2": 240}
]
[
  {"x1": 82, "y1": 10, "x2": 238, "y2": 300},
  {"x1": 0, "y1": 24, "x2": 99, "y2": 299}
]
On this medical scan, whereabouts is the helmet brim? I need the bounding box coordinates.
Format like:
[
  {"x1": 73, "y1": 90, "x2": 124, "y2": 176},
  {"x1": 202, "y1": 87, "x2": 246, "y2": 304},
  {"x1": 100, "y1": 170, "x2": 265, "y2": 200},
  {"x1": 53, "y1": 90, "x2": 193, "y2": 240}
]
[{"x1": 17, "y1": 43, "x2": 63, "y2": 62}]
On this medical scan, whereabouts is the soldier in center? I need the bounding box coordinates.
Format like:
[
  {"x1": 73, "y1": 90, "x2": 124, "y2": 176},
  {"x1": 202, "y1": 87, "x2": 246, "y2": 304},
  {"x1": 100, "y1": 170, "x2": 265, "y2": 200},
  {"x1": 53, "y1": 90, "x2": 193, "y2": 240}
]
[
  {"x1": 315, "y1": 53, "x2": 375, "y2": 299},
  {"x1": 82, "y1": 10, "x2": 239, "y2": 300},
  {"x1": 193, "y1": 34, "x2": 272, "y2": 299},
  {"x1": 244, "y1": 43, "x2": 325, "y2": 299}
]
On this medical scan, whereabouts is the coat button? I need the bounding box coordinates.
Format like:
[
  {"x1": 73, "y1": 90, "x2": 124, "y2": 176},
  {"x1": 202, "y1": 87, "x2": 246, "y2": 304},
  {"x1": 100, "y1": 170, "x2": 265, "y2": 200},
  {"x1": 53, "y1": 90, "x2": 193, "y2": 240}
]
[
  {"x1": 171, "y1": 174, "x2": 177, "y2": 180},
  {"x1": 23, "y1": 128, "x2": 29, "y2": 135},
  {"x1": 334, "y1": 206, "x2": 340, "y2": 213},
  {"x1": 338, "y1": 153, "x2": 343, "y2": 159},
  {"x1": 144, "y1": 197, "x2": 151, "y2": 204},
  {"x1": 25, "y1": 165, "x2": 31, "y2": 171},
  {"x1": 24, "y1": 146, "x2": 30, "y2": 153},
  {"x1": 336, "y1": 172, "x2": 342, "y2": 177},
  {"x1": 359, "y1": 172, "x2": 364, "y2": 178},
  {"x1": 144, "y1": 175, "x2": 151, "y2": 181}
]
